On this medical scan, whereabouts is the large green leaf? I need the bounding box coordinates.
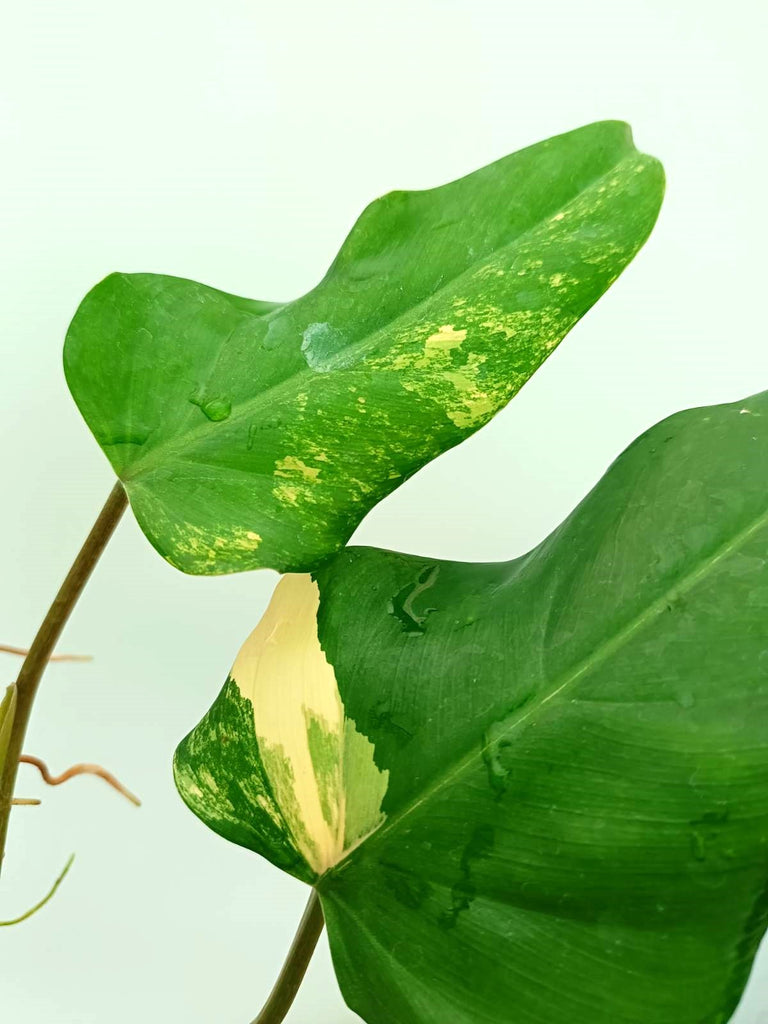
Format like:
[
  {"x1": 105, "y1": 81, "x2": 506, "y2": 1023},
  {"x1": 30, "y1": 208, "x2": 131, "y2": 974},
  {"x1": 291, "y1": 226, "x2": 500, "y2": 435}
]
[
  {"x1": 176, "y1": 390, "x2": 768, "y2": 1023},
  {"x1": 65, "y1": 121, "x2": 663, "y2": 574}
]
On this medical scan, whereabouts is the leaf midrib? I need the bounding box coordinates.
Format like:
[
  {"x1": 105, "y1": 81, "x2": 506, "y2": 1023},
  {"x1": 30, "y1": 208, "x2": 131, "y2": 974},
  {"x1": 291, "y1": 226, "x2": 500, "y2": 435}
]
[
  {"x1": 120, "y1": 150, "x2": 646, "y2": 484},
  {"x1": 320, "y1": 499, "x2": 768, "y2": 885}
]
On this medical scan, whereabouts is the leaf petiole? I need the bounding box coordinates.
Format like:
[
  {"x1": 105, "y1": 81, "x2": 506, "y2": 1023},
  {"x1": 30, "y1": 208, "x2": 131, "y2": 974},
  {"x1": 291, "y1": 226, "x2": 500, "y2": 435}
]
[
  {"x1": 250, "y1": 890, "x2": 325, "y2": 1024},
  {"x1": 0, "y1": 483, "x2": 127, "y2": 873}
]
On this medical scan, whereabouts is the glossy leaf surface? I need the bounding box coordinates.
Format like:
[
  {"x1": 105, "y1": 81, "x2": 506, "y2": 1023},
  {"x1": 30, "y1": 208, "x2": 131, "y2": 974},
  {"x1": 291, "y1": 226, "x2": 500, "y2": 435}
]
[
  {"x1": 65, "y1": 121, "x2": 663, "y2": 573},
  {"x1": 176, "y1": 390, "x2": 768, "y2": 1023}
]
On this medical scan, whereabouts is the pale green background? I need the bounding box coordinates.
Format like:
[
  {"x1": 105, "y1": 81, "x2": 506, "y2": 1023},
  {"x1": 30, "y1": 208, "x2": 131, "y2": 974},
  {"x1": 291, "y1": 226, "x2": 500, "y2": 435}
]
[{"x1": 1, "y1": 0, "x2": 767, "y2": 1021}]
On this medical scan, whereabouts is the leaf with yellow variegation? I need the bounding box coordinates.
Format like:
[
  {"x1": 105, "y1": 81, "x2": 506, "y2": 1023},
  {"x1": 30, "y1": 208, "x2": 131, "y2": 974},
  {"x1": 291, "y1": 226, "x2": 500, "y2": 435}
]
[{"x1": 65, "y1": 121, "x2": 664, "y2": 575}]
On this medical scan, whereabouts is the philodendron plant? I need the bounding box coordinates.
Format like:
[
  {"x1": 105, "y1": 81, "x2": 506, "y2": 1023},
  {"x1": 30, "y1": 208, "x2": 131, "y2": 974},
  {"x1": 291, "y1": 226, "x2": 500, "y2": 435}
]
[
  {"x1": 177, "y1": 389, "x2": 768, "y2": 1024},
  {"x1": 6, "y1": 118, "x2": 765, "y2": 1022}
]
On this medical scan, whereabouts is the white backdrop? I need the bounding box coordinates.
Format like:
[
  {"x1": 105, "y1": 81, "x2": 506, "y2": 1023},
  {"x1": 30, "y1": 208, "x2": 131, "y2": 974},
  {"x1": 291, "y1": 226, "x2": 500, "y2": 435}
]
[{"x1": 1, "y1": 1, "x2": 767, "y2": 1021}]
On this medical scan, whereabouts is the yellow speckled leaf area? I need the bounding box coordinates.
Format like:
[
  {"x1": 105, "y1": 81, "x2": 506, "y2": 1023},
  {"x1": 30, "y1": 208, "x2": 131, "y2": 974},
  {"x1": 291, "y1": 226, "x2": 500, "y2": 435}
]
[
  {"x1": 65, "y1": 121, "x2": 664, "y2": 575},
  {"x1": 368, "y1": 152, "x2": 655, "y2": 432},
  {"x1": 230, "y1": 574, "x2": 389, "y2": 876}
]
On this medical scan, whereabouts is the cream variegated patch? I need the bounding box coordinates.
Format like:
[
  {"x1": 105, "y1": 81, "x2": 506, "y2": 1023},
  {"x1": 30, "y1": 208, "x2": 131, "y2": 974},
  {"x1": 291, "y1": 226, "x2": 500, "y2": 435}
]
[{"x1": 230, "y1": 574, "x2": 389, "y2": 876}]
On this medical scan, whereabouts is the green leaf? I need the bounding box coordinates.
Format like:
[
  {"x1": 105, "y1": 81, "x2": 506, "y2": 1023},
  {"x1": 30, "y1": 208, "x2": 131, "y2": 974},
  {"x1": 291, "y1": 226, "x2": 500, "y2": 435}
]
[
  {"x1": 65, "y1": 121, "x2": 663, "y2": 574},
  {"x1": 175, "y1": 390, "x2": 768, "y2": 1023}
]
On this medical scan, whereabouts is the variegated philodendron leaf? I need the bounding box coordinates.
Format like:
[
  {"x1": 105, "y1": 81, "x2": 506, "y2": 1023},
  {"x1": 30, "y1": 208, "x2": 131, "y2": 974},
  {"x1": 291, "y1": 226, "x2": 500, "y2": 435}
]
[
  {"x1": 65, "y1": 120, "x2": 663, "y2": 574},
  {"x1": 174, "y1": 574, "x2": 389, "y2": 883},
  {"x1": 177, "y1": 390, "x2": 768, "y2": 1024}
]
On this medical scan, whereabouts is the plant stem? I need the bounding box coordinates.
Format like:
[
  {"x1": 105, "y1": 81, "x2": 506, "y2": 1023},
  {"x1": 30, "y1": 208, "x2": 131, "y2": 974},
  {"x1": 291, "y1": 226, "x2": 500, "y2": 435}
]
[
  {"x1": 251, "y1": 890, "x2": 325, "y2": 1024},
  {"x1": 0, "y1": 482, "x2": 128, "y2": 872}
]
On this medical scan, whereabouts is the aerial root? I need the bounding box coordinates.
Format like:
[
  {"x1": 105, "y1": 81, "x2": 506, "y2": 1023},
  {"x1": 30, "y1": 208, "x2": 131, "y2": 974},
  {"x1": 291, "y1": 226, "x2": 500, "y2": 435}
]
[
  {"x1": 0, "y1": 854, "x2": 75, "y2": 926},
  {"x1": 19, "y1": 754, "x2": 141, "y2": 807},
  {"x1": 0, "y1": 643, "x2": 92, "y2": 663}
]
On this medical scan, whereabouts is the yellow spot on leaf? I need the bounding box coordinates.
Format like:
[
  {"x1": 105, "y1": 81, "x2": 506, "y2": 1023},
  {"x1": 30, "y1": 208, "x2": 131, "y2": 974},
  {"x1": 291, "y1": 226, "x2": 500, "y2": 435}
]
[
  {"x1": 273, "y1": 483, "x2": 300, "y2": 505},
  {"x1": 166, "y1": 522, "x2": 263, "y2": 570},
  {"x1": 425, "y1": 324, "x2": 467, "y2": 353},
  {"x1": 275, "y1": 456, "x2": 321, "y2": 481}
]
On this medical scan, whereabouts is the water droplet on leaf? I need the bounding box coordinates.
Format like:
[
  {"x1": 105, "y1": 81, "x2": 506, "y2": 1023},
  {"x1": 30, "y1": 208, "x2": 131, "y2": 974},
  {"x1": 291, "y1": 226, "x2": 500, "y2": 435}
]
[
  {"x1": 690, "y1": 830, "x2": 706, "y2": 861},
  {"x1": 189, "y1": 389, "x2": 231, "y2": 422},
  {"x1": 388, "y1": 565, "x2": 439, "y2": 635},
  {"x1": 201, "y1": 399, "x2": 231, "y2": 422},
  {"x1": 101, "y1": 427, "x2": 151, "y2": 447},
  {"x1": 301, "y1": 322, "x2": 353, "y2": 373}
]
